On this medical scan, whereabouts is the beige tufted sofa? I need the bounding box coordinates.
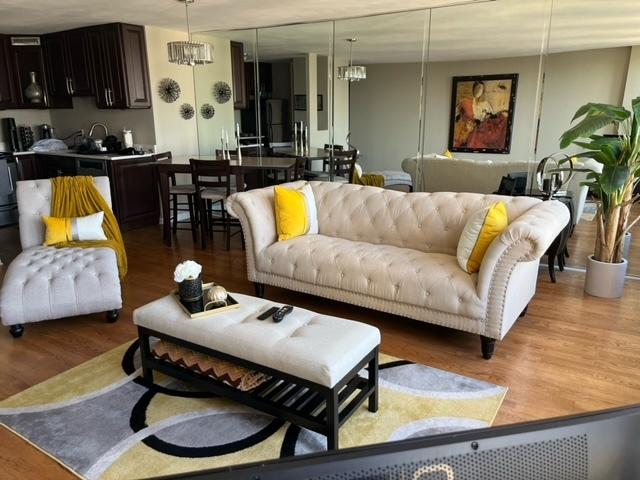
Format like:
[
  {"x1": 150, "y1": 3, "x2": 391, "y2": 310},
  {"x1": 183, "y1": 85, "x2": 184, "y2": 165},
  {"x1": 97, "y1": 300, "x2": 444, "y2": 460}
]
[
  {"x1": 227, "y1": 181, "x2": 569, "y2": 358},
  {"x1": 0, "y1": 177, "x2": 122, "y2": 338}
]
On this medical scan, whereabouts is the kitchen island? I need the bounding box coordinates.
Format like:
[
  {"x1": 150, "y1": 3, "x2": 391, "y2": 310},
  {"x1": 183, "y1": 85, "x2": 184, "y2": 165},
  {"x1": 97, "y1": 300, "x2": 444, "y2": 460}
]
[{"x1": 13, "y1": 150, "x2": 160, "y2": 231}]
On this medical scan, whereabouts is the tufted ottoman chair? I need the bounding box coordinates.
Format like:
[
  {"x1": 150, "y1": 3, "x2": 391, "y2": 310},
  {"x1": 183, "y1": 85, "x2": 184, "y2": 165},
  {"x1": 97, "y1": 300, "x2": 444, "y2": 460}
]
[{"x1": 0, "y1": 177, "x2": 122, "y2": 338}]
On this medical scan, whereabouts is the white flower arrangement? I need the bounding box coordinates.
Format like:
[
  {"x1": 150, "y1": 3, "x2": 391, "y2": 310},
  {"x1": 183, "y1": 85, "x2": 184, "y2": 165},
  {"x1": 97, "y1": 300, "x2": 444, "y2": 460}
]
[{"x1": 174, "y1": 260, "x2": 202, "y2": 283}]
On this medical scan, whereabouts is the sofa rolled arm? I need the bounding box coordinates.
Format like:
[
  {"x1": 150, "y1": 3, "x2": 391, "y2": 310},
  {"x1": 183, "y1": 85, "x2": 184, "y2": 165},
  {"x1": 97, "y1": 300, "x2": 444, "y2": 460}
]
[{"x1": 477, "y1": 199, "x2": 570, "y2": 300}]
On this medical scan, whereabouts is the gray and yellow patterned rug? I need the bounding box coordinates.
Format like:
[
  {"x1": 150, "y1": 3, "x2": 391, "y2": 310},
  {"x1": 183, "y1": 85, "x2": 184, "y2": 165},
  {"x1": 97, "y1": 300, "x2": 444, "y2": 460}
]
[{"x1": 0, "y1": 340, "x2": 507, "y2": 480}]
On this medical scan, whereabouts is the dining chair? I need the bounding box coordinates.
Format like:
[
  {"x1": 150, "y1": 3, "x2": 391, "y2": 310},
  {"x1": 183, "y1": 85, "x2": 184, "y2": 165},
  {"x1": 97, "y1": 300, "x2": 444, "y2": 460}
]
[
  {"x1": 292, "y1": 156, "x2": 307, "y2": 181},
  {"x1": 155, "y1": 152, "x2": 198, "y2": 243},
  {"x1": 330, "y1": 149, "x2": 358, "y2": 183},
  {"x1": 323, "y1": 144, "x2": 343, "y2": 172},
  {"x1": 190, "y1": 159, "x2": 232, "y2": 250}
]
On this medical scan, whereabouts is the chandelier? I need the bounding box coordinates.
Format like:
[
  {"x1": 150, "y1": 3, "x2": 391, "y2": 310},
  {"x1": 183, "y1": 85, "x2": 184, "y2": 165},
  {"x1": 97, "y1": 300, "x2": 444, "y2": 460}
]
[
  {"x1": 337, "y1": 39, "x2": 366, "y2": 82},
  {"x1": 167, "y1": 0, "x2": 213, "y2": 66}
]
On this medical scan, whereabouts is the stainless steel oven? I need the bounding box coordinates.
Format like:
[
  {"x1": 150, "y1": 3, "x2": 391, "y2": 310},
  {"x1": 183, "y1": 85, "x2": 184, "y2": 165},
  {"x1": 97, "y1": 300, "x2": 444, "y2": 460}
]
[{"x1": 0, "y1": 153, "x2": 18, "y2": 227}]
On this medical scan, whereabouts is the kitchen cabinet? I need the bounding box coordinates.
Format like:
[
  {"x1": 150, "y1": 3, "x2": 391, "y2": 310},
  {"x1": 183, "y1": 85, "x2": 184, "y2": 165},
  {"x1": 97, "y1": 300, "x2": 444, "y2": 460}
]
[
  {"x1": 0, "y1": 35, "x2": 14, "y2": 109},
  {"x1": 42, "y1": 29, "x2": 93, "y2": 108},
  {"x1": 107, "y1": 157, "x2": 159, "y2": 230},
  {"x1": 88, "y1": 24, "x2": 151, "y2": 109},
  {"x1": 230, "y1": 41, "x2": 247, "y2": 109},
  {"x1": 14, "y1": 153, "x2": 40, "y2": 180},
  {"x1": 6, "y1": 37, "x2": 48, "y2": 109}
]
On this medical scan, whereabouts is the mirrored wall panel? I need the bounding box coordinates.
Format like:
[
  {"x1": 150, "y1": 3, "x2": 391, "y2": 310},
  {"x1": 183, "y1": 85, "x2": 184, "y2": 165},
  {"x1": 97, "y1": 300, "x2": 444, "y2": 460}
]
[
  {"x1": 419, "y1": 0, "x2": 551, "y2": 195},
  {"x1": 335, "y1": 11, "x2": 430, "y2": 173},
  {"x1": 537, "y1": 0, "x2": 640, "y2": 276},
  {"x1": 192, "y1": 28, "x2": 258, "y2": 157}
]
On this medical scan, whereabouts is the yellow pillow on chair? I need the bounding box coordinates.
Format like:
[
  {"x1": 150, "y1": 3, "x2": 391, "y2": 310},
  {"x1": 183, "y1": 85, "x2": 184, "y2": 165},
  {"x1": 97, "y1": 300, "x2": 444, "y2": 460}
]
[{"x1": 457, "y1": 202, "x2": 508, "y2": 273}]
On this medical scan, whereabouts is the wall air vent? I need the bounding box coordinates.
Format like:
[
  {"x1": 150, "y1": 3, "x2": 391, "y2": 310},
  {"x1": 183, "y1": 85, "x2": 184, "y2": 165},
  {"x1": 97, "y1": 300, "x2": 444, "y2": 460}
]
[{"x1": 10, "y1": 36, "x2": 41, "y2": 46}]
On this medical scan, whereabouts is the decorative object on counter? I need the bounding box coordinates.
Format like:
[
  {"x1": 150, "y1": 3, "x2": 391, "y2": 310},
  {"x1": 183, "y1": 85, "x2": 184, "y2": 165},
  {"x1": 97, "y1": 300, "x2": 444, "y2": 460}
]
[
  {"x1": 559, "y1": 98, "x2": 640, "y2": 298},
  {"x1": 213, "y1": 81, "x2": 232, "y2": 104},
  {"x1": 24, "y1": 71, "x2": 44, "y2": 104},
  {"x1": 122, "y1": 128, "x2": 134, "y2": 149},
  {"x1": 293, "y1": 121, "x2": 307, "y2": 154},
  {"x1": 179, "y1": 103, "x2": 195, "y2": 120},
  {"x1": 235, "y1": 122, "x2": 242, "y2": 160},
  {"x1": 174, "y1": 260, "x2": 203, "y2": 305},
  {"x1": 536, "y1": 153, "x2": 573, "y2": 200},
  {"x1": 18, "y1": 126, "x2": 34, "y2": 150},
  {"x1": 158, "y1": 77, "x2": 181, "y2": 103},
  {"x1": 40, "y1": 124, "x2": 54, "y2": 139},
  {"x1": 200, "y1": 103, "x2": 215, "y2": 119},
  {"x1": 337, "y1": 39, "x2": 367, "y2": 82},
  {"x1": 204, "y1": 284, "x2": 228, "y2": 310},
  {"x1": 167, "y1": 0, "x2": 213, "y2": 66},
  {"x1": 220, "y1": 128, "x2": 232, "y2": 159},
  {"x1": 30, "y1": 139, "x2": 68, "y2": 152}
]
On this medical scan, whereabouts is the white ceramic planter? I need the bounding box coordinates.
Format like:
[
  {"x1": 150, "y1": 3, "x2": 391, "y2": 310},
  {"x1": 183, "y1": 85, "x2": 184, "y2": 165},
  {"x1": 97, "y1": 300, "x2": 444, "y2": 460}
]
[
  {"x1": 623, "y1": 232, "x2": 631, "y2": 262},
  {"x1": 584, "y1": 255, "x2": 628, "y2": 298}
]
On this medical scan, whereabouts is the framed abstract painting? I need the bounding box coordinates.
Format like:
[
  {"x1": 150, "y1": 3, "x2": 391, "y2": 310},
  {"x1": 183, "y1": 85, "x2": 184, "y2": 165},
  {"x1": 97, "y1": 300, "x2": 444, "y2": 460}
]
[{"x1": 448, "y1": 73, "x2": 518, "y2": 154}]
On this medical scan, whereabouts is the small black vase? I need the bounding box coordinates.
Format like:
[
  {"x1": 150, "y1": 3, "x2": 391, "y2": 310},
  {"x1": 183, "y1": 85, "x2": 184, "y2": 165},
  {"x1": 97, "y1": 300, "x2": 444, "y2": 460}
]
[{"x1": 178, "y1": 275, "x2": 203, "y2": 302}]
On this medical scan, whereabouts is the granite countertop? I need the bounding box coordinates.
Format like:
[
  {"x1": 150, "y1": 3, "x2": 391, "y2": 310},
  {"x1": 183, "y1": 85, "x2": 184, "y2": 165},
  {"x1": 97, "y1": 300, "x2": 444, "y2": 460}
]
[{"x1": 13, "y1": 150, "x2": 154, "y2": 161}]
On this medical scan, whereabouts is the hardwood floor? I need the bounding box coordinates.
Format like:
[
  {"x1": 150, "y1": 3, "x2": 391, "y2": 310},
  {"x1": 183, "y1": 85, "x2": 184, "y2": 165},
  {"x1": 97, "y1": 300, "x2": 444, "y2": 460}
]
[{"x1": 1, "y1": 225, "x2": 639, "y2": 478}]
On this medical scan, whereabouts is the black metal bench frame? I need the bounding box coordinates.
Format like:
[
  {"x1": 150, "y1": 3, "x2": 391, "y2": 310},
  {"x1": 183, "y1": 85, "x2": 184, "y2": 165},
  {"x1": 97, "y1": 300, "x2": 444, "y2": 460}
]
[{"x1": 137, "y1": 326, "x2": 379, "y2": 450}]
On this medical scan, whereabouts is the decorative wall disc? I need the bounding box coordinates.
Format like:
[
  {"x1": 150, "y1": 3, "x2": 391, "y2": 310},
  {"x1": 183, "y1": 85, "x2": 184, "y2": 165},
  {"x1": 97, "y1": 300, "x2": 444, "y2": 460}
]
[
  {"x1": 200, "y1": 103, "x2": 215, "y2": 119},
  {"x1": 213, "y1": 81, "x2": 232, "y2": 104},
  {"x1": 158, "y1": 78, "x2": 181, "y2": 103},
  {"x1": 180, "y1": 103, "x2": 195, "y2": 120}
]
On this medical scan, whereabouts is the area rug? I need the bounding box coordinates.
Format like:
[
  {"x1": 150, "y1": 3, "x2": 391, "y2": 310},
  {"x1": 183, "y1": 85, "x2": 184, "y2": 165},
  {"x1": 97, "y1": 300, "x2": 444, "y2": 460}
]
[{"x1": 0, "y1": 340, "x2": 507, "y2": 480}]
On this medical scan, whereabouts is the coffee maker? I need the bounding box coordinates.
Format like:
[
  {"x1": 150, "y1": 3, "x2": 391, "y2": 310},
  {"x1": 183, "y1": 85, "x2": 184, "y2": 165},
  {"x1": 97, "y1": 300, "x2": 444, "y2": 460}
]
[{"x1": 2, "y1": 118, "x2": 20, "y2": 152}]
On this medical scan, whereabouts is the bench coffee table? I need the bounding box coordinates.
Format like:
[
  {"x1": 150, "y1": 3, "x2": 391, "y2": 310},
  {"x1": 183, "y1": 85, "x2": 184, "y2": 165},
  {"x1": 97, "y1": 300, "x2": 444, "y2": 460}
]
[{"x1": 133, "y1": 292, "x2": 381, "y2": 449}]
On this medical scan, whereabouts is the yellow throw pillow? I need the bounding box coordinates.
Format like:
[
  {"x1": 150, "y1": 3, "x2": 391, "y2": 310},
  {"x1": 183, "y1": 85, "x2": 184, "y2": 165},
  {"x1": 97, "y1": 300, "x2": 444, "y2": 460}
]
[
  {"x1": 442, "y1": 149, "x2": 453, "y2": 158},
  {"x1": 457, "y1": 202, "x2": 508, "y2": 273},
  {"x1": 42, "y1": 211, "x2": 107, "y2": 246},
  {"x1": 274, "y1": 186, "x2": 310, "y2": 241}
]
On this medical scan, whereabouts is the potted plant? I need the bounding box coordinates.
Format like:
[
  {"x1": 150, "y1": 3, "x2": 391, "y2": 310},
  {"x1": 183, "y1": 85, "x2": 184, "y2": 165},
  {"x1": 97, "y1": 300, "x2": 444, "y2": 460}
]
[{"x1": 560, "y1": 98, "x2": 640, "y2": 297}]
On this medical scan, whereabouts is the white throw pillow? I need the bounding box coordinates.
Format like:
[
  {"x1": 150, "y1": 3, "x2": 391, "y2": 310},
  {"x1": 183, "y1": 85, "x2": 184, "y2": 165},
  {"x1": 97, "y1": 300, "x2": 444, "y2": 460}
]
[{"x1": 300, "y1": 184, "x2": 318, "y2": 234}]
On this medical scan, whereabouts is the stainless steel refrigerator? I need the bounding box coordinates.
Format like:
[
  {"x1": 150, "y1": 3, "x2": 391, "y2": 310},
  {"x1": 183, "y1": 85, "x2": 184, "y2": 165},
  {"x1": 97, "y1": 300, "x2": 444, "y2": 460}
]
[
  {"x1": 265, "y1": 99, "x2": 288, "y2": 143},
  {"x1": 0, "y1": 153, "x2": 19, "y2": 226}
]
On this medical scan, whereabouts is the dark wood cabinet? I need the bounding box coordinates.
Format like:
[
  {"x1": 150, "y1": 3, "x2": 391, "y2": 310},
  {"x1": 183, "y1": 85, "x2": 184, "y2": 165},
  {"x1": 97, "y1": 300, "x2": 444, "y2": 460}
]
[
  {"x1": 0, "y1": 35, "x2": 15, "y2": 109},
  {"x1": 41, "y1": 33, "x2": 72, "y2": 108},
  {"x1": 14, "y1": 153, "x2": 39, "y2": 180},
  {"x1": 88, "y1": 24, "x2": 151, "y2": 109},
  {"x1": 108, "y1": 157, "x2": 160, "y2": 231},
  {"x1": 65, "y1": 29, "x2": 93, "y2": 96},
  {"x1": 6, "y1": 38, "x2": 48, "y2": 109},
  {"x1": 42, "y1": 29, "x2": 93, "y2": 107},
  {"x1": 231, "y1": 41, "x2": 247, "y2": 109}
]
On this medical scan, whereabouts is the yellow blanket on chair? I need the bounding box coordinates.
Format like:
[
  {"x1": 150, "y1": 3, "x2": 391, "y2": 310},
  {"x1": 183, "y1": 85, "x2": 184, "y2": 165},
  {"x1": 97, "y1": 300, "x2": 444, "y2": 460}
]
[{"x1": 51, "y1": 176, "x2": 128, "y2": 278}]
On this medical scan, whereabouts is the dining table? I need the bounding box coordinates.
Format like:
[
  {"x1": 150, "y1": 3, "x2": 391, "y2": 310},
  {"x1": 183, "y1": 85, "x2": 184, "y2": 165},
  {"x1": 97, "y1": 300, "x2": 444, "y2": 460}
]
[{"x1": 157, "y1": 154, "x2": 296, "y2": 246}]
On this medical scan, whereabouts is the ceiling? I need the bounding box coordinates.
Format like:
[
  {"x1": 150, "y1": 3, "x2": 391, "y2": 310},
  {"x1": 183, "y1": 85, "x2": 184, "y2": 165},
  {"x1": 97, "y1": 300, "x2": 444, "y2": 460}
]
[
  {"x1": 0, "y1": 0, "x2": 489, "y2": 34},
  {"x1": 1, "y1": 0, "x2": 639, "y2": 63},
  {"x1": 206, "y1": 0, "x2": 640, "y2": 63}
]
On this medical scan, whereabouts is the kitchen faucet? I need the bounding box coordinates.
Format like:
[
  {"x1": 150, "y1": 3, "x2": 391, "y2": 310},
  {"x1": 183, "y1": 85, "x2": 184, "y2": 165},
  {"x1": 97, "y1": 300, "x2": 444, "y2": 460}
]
[{"x1": 88, "y1": 123, "x2": 108, "y2": 139}]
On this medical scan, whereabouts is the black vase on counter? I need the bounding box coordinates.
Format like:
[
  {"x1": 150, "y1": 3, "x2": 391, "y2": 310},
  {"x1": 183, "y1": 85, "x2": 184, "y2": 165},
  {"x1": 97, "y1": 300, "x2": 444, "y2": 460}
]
[{"x1": 178, "y1": 275, "x2": 203, "y2": 313}]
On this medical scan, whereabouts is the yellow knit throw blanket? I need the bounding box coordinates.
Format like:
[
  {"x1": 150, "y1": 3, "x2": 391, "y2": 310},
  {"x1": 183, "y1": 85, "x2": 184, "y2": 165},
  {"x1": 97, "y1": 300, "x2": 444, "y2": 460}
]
[
  {"x1": 51, "y1": 176, "x2": 128, "y2": 278},
  {"x1": 352, "y1": 170, "x2": 385, "y2": 187}
]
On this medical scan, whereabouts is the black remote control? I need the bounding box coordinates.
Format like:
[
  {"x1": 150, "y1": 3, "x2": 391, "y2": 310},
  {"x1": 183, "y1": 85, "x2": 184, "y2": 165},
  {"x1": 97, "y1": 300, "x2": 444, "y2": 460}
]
[
  {"x1": 257, "y1": 306, "x2": 279, "y2": 320},
  {"x1": 272, "y1": 305, "x2": 293, "y2": 323}
]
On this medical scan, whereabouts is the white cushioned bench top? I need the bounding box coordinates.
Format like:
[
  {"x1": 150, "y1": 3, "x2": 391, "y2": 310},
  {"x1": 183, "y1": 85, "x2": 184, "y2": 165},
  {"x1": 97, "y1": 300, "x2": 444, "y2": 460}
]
[{"x1": 133, "y1": 292, "x2": 381, "y2": 388}]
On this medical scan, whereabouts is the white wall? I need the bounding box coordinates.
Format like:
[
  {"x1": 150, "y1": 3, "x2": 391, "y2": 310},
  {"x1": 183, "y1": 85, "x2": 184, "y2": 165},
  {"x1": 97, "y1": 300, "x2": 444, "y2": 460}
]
[
  {"x1": 50, "y1": 97, "x2": 156, "y2": 148},
  {"x1": 145, "y1": 26, "x2": 198, "y2": 156},
  {"x1": 623, "y1": 46, "x2": 640, "y2": 108},
  {"x1": 537, "y1": 47, "x2": 629, "y2": 158},
  {"x1": 349, "y1": 47, "x2": 631, "y2": 172},
  {"x1": 192, "y1": 32, "x2": 237, "y2": 155},
  {"x1": 350, "y1": 63, "x2": 423, "y2": 171}
]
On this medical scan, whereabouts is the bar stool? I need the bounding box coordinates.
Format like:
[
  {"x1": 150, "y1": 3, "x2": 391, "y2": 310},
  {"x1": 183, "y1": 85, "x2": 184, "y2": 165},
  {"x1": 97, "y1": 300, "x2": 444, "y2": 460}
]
[{"x1": 156, "y1": 152, "x2": 199, "y2": 243}]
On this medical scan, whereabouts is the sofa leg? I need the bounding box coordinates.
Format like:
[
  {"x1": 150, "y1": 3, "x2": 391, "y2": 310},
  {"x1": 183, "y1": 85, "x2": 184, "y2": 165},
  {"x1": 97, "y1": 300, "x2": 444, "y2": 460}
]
[
  {"x1": 519, "y1": 305, "x2": 528, "y2": 318},
  {"x1": 106, "y1": 309, "x2": 120, "y2": 323},
  {"x1": 480, "y1": 336, "x2": 496, "y2": 360},
  {"x1": 254, "y1": 282, "x2": 265, "y2": 298},
  {"x1": 9, "y1": 324, "x2": 24, "y2": 338}
]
